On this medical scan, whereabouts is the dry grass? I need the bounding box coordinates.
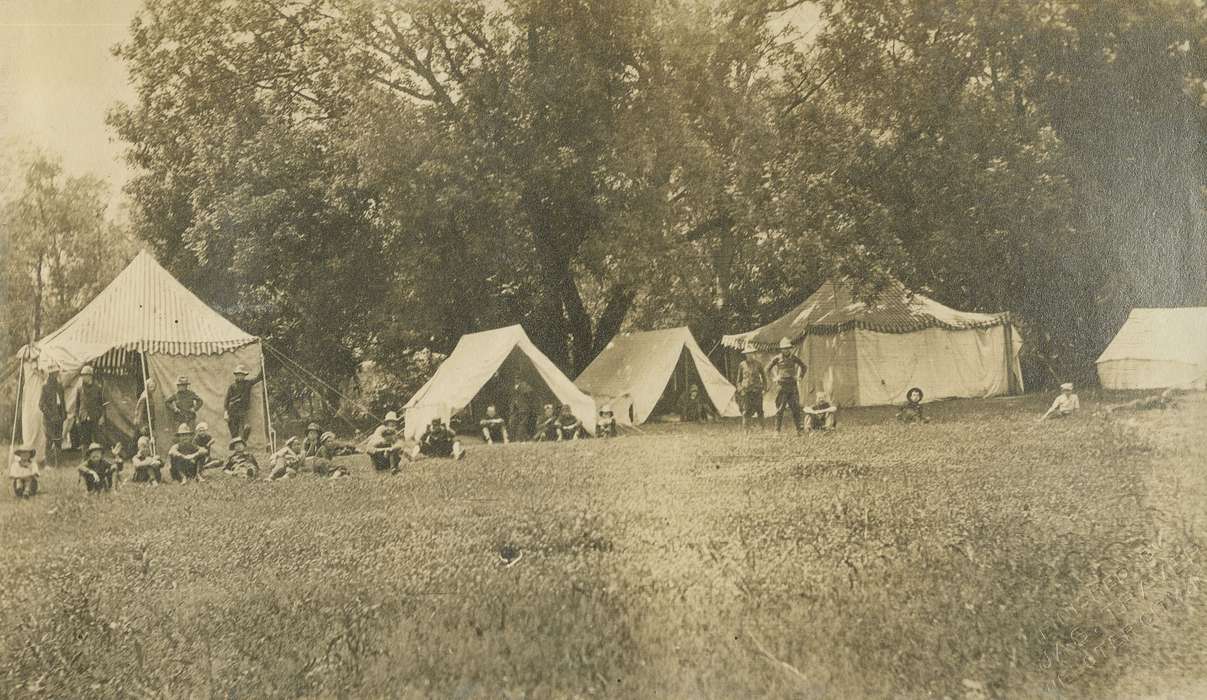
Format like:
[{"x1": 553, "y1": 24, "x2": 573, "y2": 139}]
[{"x1": 1, "y1": 392, "x2": 1204, "y2": 698}]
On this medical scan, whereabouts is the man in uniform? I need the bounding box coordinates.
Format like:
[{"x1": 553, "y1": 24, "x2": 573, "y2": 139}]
[
  {"x1": 766, "y1": 337, "x2": 807, "y2": 434},
  {"x1": 166, "y1": 376, "x2": 204, "y2": 428},
  {"x1": 39, "y1": 367, "x2": 67, "y2": 464},
  {"x1": 74, "y1": 366, "x2": 106, "y2": 449},
  {"x1": 78, "y1": 442, "x2": 117, "y2": 493},
  {"x1": 508, "y1": 379, "x2": 536, "y2": 441},
  {"x1": 223, "y1": 364, "x2": 262, "y2": 442},
  {"x1": 480, "y1": 405, "x2": 509, "y2": 444},
  {"x1": 167, "y1": 423, "x2": 205, "y2": 482},
  {"x1": 736, "y1": 348, "x2": 766, "y2": 431}
]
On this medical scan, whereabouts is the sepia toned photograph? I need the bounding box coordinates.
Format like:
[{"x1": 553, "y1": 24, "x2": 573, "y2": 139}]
[{"x1": 1, "y1": 0, "x2": 1204, "y2": 697}]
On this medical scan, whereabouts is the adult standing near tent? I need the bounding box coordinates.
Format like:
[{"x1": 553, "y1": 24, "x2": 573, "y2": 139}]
[
  {"x1": 166, "y1": 376, "x2": 204, "y2": 428},
  {"x1": 736, "y1": 349, "x2": 766, "y2": 430},
  {"x1": 766, "y1": 338, "x2": 807, "y2": 435},
  {"x1": 223, "y1": 364, "x2": 262, "y2": 442},
  {"x1": 508, "y1": 379, "x2": 536, "y2": 441},
  {"x1": 74, "y1": 366, "x2": 106, "y2": 449},
  {"x1": 39, "y1": 367, "x2": 67, "y2": 463}
]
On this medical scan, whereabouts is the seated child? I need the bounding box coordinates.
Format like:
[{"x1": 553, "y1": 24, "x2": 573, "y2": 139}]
[
  {"x1": 9, "y1": 445, "x2": 40, "y2": 498},
  {"x1": 554, "y1": 404, "x2": 584, "y2": 441},
  {"x1": 168, "y1": 424, "x2": 205, "y2": 482},
  {"x1": 803, "y1": 392, "x2": 837, "y2": 431},
  {"x1": 533, "y1": 404, "x2": 559, "y2": 442},
  {"x1": 896, "y1": 387, "x2": 928, "y2": 423},
  {"x1": 1041, "y1": 383, "x2": 1080, "y2": 420},
  {"x1": 596, "y1": 405, "x2": 618, "y2": 438},
  {"x1": 130, "y1": 436, "x2": 164, "y2": 484},
  {"x1": 310, "y1": 431, "x2": 351, "y2": 478},
  {"x1": 301, "y1": 422, "x2": 322, "y2": 458},
  {"x1": 414, "y1": 417, "x2": 464, "y2": 460},
  {"x1": 266, "y1": 436, "x2": 302, "y2": 480},
  {"x1": 79, "y1": 442, "x2": 117, "y2": 493},
  {"x1": 222, "y1": 436, "x2": 260, "y2": 479},
  {"x1": 367, "y1": 412, "x2": 404, "y2": 472},
  {"x1": 480, "y1": 405, "x2": 509, "y2": 444},
  {"x1": 193, "y1": 422, "x2": 223, "y2": 473}
]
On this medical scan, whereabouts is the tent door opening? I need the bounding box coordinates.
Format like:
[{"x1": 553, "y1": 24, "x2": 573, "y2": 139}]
[
  {"x1": 457, "y1": 345, "x2": 561, "y2": 434},
  {"x1": 647, "y1": 347, "x2": 717, "y2": 421}
]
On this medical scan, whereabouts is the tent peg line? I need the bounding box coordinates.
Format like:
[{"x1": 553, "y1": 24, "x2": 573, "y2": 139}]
[{"x1": 263, "y1": 342, "x2": 383, "y2": 424}]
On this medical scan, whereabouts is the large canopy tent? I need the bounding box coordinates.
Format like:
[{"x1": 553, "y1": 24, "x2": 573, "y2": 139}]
[
  {"x1": 402, "y1": 325, "x2": 596, "y2": 440},
  {"x1": 722, "y1": 278, "x2": 1023, "y2": 410},
  {"x1": 1096, "y1": 308, "x2": 1207, "y2": 390},
  {"x1": 575, "y1": 327, "x2": 740, "y2": 425},
  {"x1": 13, "y1": 250, "x2": 273, "y2": 462}
]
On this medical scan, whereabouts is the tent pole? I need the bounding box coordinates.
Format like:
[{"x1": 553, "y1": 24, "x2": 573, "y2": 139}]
[
  {"x1": 259, "y1": 349, "x2": 277, "y2": 453},
  {"x1": 139, "y1": 351, "x2": 158, "y2": 455},
  {"x1": 8, "y1": 357, "x2": 25, "y2": 463}
]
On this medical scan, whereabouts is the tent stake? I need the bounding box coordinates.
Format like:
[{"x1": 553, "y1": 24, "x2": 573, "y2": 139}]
[{"x1": 260, "y1": 350, "x2": 277, "y2": 453}]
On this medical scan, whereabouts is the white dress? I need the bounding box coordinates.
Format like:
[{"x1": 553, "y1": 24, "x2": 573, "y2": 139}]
[{"x1": 9, "y1": 456, "x2": 40, "y2": 479}]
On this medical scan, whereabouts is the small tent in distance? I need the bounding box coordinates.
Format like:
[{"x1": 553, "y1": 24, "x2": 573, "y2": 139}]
[
  {"x1": 402, "y1": 325, "x2": 596, "y2": 440},
  {"x1": 722, "y1": 278, "x2": 1023, "y2": 410},
  {"x1": 14, "y1": 250, "x2": 271, "y2": 461},
  {"x1": 575, "y1": 327, "x2": 739, "y2": 425},
  {"x1": 1096, "y1": 308, "x2": 1207, "y2": 390}
]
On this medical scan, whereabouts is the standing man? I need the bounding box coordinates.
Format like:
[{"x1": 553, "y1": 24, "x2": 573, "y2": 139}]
[
  {"x1": 766, "y1": 337, "x2": 807, "y2": 435},
  {"x1": 166, "y1": 376, "x2": 204, "y2": 428},
  {"x1": 736, "y1": 348, "x2": 766, "y2": 431},
  {"x1": 508, "y1": 379, "x2": 536, "y2": 441},
  {"x1": 74, "y1": 366, "x2": 106, "y2": 450},
  {"x1": 39, "y1": 366, "x2": 67, "y2": 464},
  {"x1": 223, "y1": 364, "x2": 262, "y2": 443}
]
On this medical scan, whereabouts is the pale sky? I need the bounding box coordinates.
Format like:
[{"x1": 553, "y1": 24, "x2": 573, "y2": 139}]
[{"x1": 0, "y1": 0, "x2": 820, "y2": 210}]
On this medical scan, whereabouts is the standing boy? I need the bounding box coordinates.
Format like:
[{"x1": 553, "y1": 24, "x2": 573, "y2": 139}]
[{"x1": 766, "y1": 338, "x2": 807, "y2": 434}]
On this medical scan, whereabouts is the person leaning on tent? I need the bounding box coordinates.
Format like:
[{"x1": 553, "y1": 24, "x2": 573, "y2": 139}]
[
  {"x1": 367, "y1": 412, "x2": 405, "y2": 473},
  {"x1": 78, "y1": 442, "x2": 117, "y2": 493},
  {"x1": 508, "y1": 379, "x2": 536, "y2": 441},
  {"x1": 166, "y1": 376, "x2": 204, "y2": 428},
  {"x1": 74, "y1": 365, "x2": 106, "y2": 449},
  {"x1": 766, "y1": 338, "x2": 808, "y2": 434},
  {"x1": 480, "y1": 405, "x2": 509, "y2": 445},
  {"x1": 221, "y1": 436, "x2": 260, "y2": 480},
  {"x1": 9, "y1": 445, "x2": 40, "y2": 498},
  {"x1": 1040, "y1": 383, "x2": 1081, "y2": 421},
  {"x1": 413, "y1": 417, "x2": 465, "y2": 459},
  {"x1": 130, "y1": 436, "x2": 164, "y2": 484},
  {"x1": 39, "y1": 366, "x2": 67, "y2": 463},
  {"x1": 896, "y1": 387, "x2": 929, "y2": 424},
  {"x1": 534, "y1": 404, "x2": 559, "y2": 442},
  {"x1": 596, "y1": 405, "x2": 618, "y2": 438},
  {"x1": 223, "y1": 364, "x2": 262, "y2": 443},
  {"x1": 736, "y1": 348, "x2": 766, "y2": 430},
  {"x1": 803, "y1": 391, "x2": 838, "y2": 432},
  {"x1": 678, "y1": 384, "x2": 718, "y2": 423},
  {"x1": 167, "y1": 423, "x2": 206, "y2": 483}
]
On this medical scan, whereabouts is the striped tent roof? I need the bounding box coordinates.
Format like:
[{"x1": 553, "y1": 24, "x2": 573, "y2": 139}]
[
  {"x1": 27, "y1": 250, "x2": 256, "y2": 361},
  {"x1": 722, "y1": 278, "x2": 1011, "y2": 349}
]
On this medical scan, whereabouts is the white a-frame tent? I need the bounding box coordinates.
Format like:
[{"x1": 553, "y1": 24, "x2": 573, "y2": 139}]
[
  {"x1": 575, "y1": 327, "x2": 739, "y2": 425},
  {"x1": 1096, "y1": 308, "x2": 1207, "y2": 390},
  {"x1": 13, "y1": 251, "x2": 272, "y2": 460},
  {"x1": 402, "y1": 325, "x2": 596, "y2": 439}
]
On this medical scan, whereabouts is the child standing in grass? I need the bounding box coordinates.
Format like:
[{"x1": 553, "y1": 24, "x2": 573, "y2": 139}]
[{"x1": 9, "y1": 445, "x2": 40, "y2": 498}]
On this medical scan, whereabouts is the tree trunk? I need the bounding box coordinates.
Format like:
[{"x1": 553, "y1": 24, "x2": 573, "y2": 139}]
[
  {"x1": 590, "y1": 285, "x2": 635, "y2": 358},
  {"x1": 33, "y1": 252, "x2": 45, "y2": 340}
]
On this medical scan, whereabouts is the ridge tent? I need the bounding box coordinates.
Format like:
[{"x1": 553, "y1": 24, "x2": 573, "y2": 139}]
[
  {"x1": 722, "y1": 278, "x2": 1023, "y2": 410},
  {"x1": 575, "y1": 327, "x2": 739, "y2": 425},
  {"x1": 402, "y1": 325, "x2": 596, "y2": 440},
  {"x1": 1096, "y1": 308, "x2": 1207, "y2": 390},
  {"x1": 13, "y1": 250, "x2": 272, "y2": 462}
]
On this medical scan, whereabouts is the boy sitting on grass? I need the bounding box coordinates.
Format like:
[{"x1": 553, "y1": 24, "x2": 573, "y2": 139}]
[
  {"x1": 266, "y1": 436, "x2": 302, "y2": 480},
  {"x1": 194, "y1": 422, "x2": 223, "y2": 473},
  {"x1": 222, "y1": 436, "x2": 260, "y2": 479},
  {"x1": 79, "y1": 442, "x2": 117, "y2": 493},
  {"x1": 9, "y1": 445, "x2": 40, "y2": 498},
  {"x1": 803, "y1": 392, "x2": 838, "y2": 431},
  {"x1": 168, "y1": 424, "x2": 205, "y2": 483},
  {"x1": 310, "y1": 432, "x2": 352, "y2": 478},
  {"x1": 480, "y1": 405, "x2": 509, "y2": 444},
  {"x1": 130, "y1": 436, "x2": 164, "y2": 484},
  {"x1": 1041, "y1": 382, "x2": 1080, "y2": 421},
  {"x1": 534, "y1": 404, "x2": 559, "y2": 442},
  {"x1": 554, "y1": 403, "x2": 585, "y2": 441},
  {"x1": 412, "y1": 417, "x2": 465, "y2": 460},
  {"x1": 596, "y1": 405, "x2": 618, "y2": 438},
  {"x1": 896, "y1": 387, "x2": 928, "y2": 424}
]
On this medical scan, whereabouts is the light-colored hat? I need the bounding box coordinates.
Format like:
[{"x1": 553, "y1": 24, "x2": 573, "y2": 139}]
[
  {"x1": 175, "y1": 423, "x2": 193, "y2": 436},
  {"x1": 320, "y1": 431, "x2": 336, "y2": 443},
  {"x1": 137, "y1": 436, "x2": 151, "y2": 450},
  {"x1": 383, "y1": 411, "x2": 399, "y2": 424},
  {"x1": 86, "y1": 442, "x2": 104, "y2": 454},
  {"x1": 778, "y1": 338, "x2": 793, "y2": 350},
  {"x1": 229, "y1": 436, "x2": 246, "y2": 449},
  {"x1": 233, "y1": 364, "x2": 250, "y2": 375},
  {"x1": 307, "y1": 422, "x2": 320, "y2": 432},
  {"x1": 284, "y1": 436, "x2": 299, "y2": 447},
  {"x1": 176, "y1": 375, "x2": 189, "y2": 385},
  {"x1": 600, "y1": 405, "x2": 613, "y2": 415},
  {"x1": 13, "y1": 445, "x2": 36, "y2": 457},
  {"x1": 195, "y1": 422, "x2": 209, "y2": 432},
  {"x1": 1060, "y1": 382, "x2": 1074, "y2": 391},
  {"x1": 80, "y1": 365, "x2": 95, "y2": 376}
]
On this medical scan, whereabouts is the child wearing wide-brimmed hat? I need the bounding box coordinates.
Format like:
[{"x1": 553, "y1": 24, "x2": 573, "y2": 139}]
[{"x1": 9, "y1": 445, "x2": 40, "y2": 498}]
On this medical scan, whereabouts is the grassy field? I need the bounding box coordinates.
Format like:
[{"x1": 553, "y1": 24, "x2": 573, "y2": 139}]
[{"x1": 1, "y1": 391, "x2": 1204, "y2": 698}]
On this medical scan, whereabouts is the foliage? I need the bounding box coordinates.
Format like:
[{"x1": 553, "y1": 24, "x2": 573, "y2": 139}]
[{"x1": 1, "y1": 394, "x2": 1204, "y2": 696}]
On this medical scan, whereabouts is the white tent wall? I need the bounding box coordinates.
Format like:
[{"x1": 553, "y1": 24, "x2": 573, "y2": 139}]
[
  {"x1": 1097, "y1": 360, "x2": 1207, "y2": 390},
  {"x1": 146, "y1": 341, "x2": 269, "y2": 453},
  {"x1": 1096, "y1": 308, "x2": 1207, "y2": 390}
]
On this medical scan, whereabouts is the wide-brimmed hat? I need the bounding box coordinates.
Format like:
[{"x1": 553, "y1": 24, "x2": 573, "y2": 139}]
[
  {"x1": 195, "y1": 422, "x2": 209, "y2": 432},
  {"x1": 906, "y1": 386, "x2": 924, "y2": 400},
  {"x1": 86, "y1": 442, "x2": 104, "y2": 454},
  {"x1": 229, "y1": 436, "x2": 246, "y2": 449},
  {"x1": 600, "y1": 405, "x2": 613, "y2": 415},
  {"x1": 80, "y1": 365, "x2": 95, "y2": 376},
  {"x1": 174, "y1": 423, "x2": 193, "y2": 436},
  {"x1": 383, "y1": 411, "x2": 400, "y2": 424},
  {"x1": 1060, "y1": 382, "x2": 1074, "y2": 391},
  {"x1": 13, "y1": 445, "x2": 36, "y2": 457},
  {"x1": 306, "y1": 422, "x2": 320, "y2": 432},
  {"x1": 176, "y1": 375, "x2": 189, "y2": 385},
  {"x1": 320, "y1": 431, "x2": 336, "y2": 443},
  {"x1": 233, "y1": 364, "x2": 250, "y2": 376},
  {"x1": 778, "y1": 337, "x2": 793, "y2": 350}
]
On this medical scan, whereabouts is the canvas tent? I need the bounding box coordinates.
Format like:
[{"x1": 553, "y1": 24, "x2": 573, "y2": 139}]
[
  {"x1": 575, "y1": 327, "x2": 740, "y2": 425},
  {"x1": 402, "y1": 325, "x2": 596, "y2": 440},
  {"x1": 1096, "y1": 308, "x2": 1207, "y2": 390},
  {"x1": 13, "y1": 250, "x2": 272, "y2": 462},
  {"x1": 722, "y1": 278, "x2": 1023, "y2": 410}
]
